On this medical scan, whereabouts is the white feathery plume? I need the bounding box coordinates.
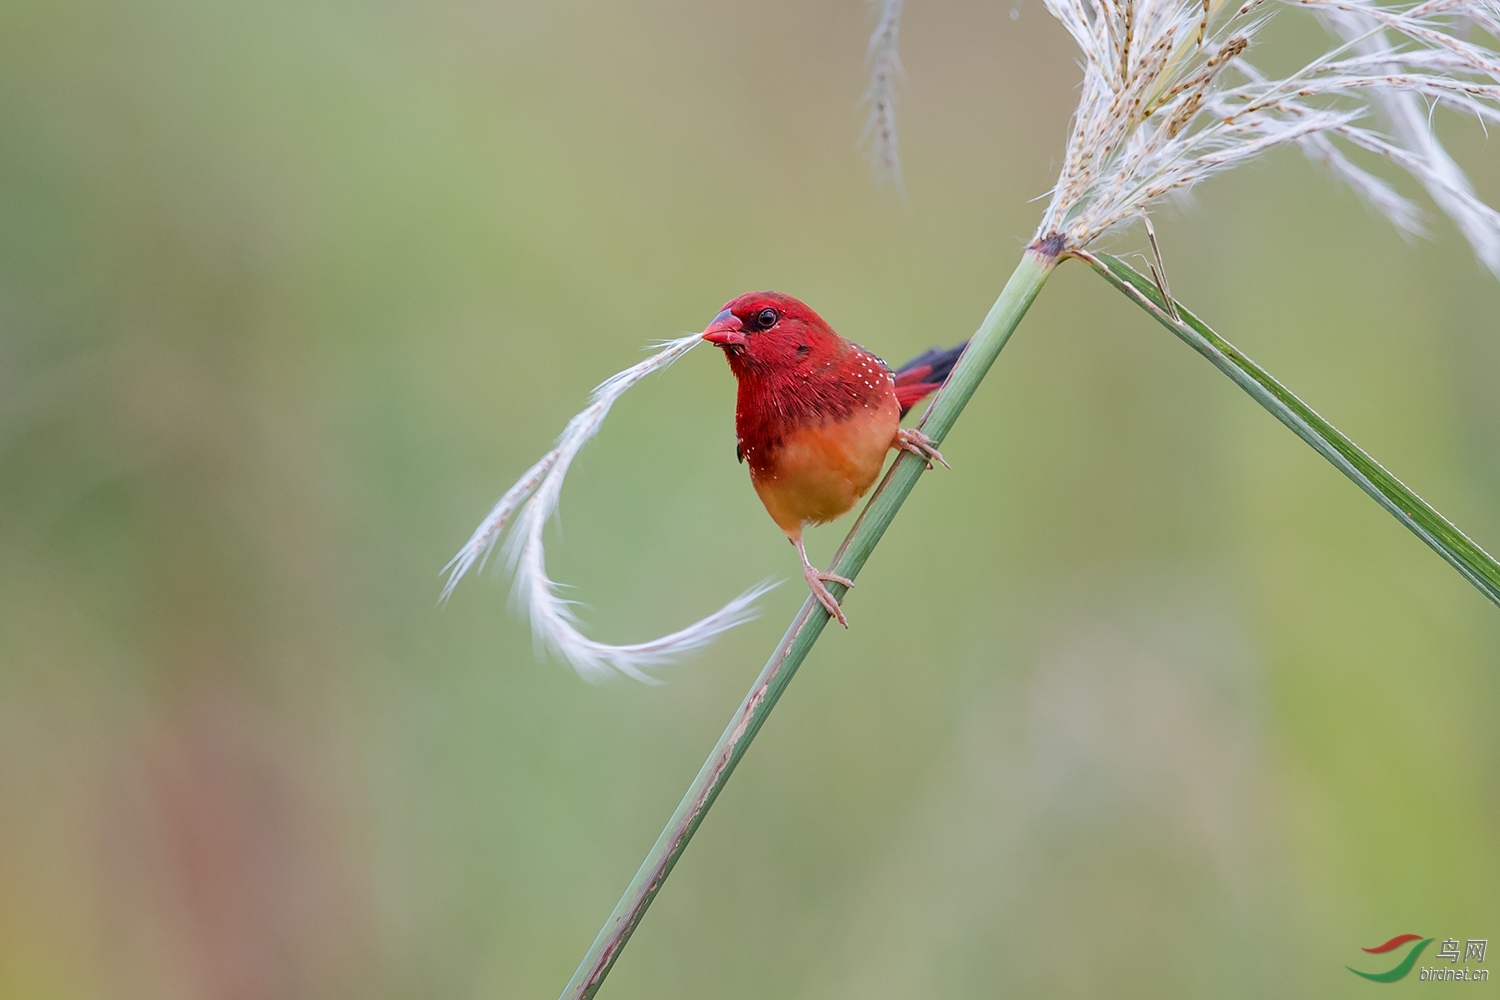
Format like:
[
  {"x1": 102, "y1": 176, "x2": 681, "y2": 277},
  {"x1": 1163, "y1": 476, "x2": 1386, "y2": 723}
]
[
  {"x1": 864, "y1": 0, "x2": 907, "y2": 189},
  {"x1": 1318, "y1": 5, "x2": 1500, "y2": 269},
  {"x1": 1234, "y1": 59, "x2": 1428, "y2": 237},
  {"x1": 1027, "y1": 0, "x2": 1500, "y2": 273},
  {"x1": 442, "y1": 334, "x2": 775, "y2": 684}
]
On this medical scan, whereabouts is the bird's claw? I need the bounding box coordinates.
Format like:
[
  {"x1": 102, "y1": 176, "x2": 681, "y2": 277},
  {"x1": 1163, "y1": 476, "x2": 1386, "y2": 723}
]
[
  {"x1": 804, "y1": 565, "x2": 852, "y2": 628},
  {"x1": 896, "y1": 428, "x2": 949, "y2": 470}
]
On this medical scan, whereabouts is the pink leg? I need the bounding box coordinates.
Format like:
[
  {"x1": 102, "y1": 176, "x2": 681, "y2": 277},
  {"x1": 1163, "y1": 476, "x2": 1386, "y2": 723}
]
[
  {"x1": 894, "y1": 428, "x2": 950, "y2": 470},
  {"x1": 793, "y1": 535, "x2": 853, "y2": 628}
]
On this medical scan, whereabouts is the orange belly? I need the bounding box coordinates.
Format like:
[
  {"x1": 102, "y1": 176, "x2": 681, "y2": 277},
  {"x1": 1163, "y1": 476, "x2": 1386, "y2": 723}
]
[{"x1": 749, "y1": 395, "x2": 900, "y2": 536}]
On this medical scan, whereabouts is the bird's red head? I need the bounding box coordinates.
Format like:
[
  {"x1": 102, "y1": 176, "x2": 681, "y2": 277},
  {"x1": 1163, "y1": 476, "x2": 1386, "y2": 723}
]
[{"x1": 702, "y1": 291, "x2": 844, "y2": 378}]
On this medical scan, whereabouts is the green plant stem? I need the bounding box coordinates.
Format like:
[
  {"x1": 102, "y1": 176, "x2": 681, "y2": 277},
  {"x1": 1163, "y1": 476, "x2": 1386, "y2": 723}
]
[
  {"x1": 557, "y1": 244, "x2": 1060, "y2": 1000},
  {"x1": 1081, "y1": 249, "x2": 1500, "y2": 606}
]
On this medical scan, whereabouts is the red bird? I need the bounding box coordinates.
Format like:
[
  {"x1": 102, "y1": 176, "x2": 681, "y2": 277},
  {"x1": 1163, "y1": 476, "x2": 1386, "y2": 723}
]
[{"x1": 703, "y1": 291, "x2": 966, "y2": 626}]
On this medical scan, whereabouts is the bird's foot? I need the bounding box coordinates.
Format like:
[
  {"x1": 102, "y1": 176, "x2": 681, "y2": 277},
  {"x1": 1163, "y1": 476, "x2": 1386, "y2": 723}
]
[
  {"x1": 896, "y1": 428, "x2": 949, "y2": 470},
  {"x1": 803, "y1": 564, "x2": 853, "y2": 628}
]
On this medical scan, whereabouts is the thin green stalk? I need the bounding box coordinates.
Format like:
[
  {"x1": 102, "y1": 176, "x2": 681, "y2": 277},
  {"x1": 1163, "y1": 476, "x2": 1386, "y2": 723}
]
[
  {"x1": 558, "y1": 242, "x2": 1061, "y2": 1000},
  {"x1": 1081, "y1": 249, "x2": 1500, "y2": 606}
]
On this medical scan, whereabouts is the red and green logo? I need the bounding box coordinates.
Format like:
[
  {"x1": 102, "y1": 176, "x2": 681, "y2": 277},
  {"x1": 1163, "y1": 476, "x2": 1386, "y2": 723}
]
[{"x1": 1348, "y1": 934, "x2": 1434, "y2": 982}]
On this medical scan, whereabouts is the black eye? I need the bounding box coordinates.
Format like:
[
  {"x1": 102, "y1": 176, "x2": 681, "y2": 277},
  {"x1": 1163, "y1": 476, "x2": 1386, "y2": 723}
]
[{"x1": 754, "y1": 307, "x2": 779, "y2": 330}]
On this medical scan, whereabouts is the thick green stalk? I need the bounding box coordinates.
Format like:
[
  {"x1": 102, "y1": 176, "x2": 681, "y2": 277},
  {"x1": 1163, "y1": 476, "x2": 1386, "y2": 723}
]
[
  {"x1": 1082, "y1": 250, "x2": 1500, "y2": 606},
  {"x1": 558, "y1": 243, "x2": 1060, "y2": 1000}
]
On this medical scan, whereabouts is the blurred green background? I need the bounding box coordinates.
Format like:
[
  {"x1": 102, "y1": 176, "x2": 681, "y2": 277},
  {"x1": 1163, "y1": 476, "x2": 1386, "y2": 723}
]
[{"x1": 1, "y1": 1, "x2": 1497, "y2": 998}]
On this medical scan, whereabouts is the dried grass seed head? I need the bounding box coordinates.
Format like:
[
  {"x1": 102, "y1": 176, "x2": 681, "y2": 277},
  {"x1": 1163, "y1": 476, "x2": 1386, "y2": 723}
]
[{"x1": 1033, "y1": 0, "x2": 1500, "y2": 271}]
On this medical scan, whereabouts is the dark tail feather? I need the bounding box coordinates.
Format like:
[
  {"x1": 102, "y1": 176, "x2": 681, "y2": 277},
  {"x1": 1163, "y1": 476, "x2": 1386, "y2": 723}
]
[{"x1": 893, "y1": 341, "x2": 968, "y2": 416}]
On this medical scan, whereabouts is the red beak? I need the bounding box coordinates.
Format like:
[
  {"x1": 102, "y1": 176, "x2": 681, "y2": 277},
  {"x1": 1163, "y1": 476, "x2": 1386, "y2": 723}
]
[{"x1": 702, "y1": 309, "x2": 747, "y2": 346}]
